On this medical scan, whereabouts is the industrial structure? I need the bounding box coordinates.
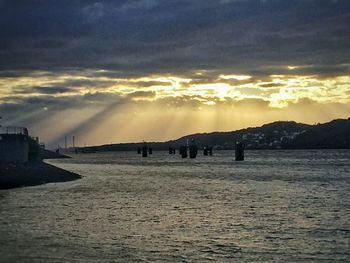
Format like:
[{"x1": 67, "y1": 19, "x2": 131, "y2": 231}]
[{"x1": 0, "y1": 126, "x2": 29, "y2": 163}]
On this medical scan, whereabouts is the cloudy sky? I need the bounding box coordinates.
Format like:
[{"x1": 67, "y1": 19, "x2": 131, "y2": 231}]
[{"x1": 0, "y1": 0, "x2": 349, "y2": 147}]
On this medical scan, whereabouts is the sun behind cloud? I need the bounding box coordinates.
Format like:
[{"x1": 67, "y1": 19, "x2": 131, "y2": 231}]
[{"x1": 0, "y1": 0, "x2": 349, "y2": 146}]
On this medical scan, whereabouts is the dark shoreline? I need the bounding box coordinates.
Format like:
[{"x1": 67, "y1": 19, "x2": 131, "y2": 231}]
[{"x1": 0, "y1": 161, "x2": 81, "y2": 190}]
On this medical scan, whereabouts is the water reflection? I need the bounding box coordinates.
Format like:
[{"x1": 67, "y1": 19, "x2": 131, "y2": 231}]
[{"x1": 0, "y1": 150, "x2": 349, "y2": 262}]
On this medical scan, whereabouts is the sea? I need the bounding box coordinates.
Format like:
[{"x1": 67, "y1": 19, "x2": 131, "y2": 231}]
[{"x1": 0, "y1": 150, "x2": 349, "y2": 262}]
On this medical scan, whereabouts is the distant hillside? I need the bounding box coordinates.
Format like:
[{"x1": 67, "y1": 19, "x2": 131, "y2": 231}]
[
  {"x1": 76, "y1": 118, "x2": 350, "y2": 152},
  {"x1": 169, "y1": 121, "x2": 311, "y2": 149},
  {"x1": 282, "y1": 119, "x2": 350, "y2": 149}
]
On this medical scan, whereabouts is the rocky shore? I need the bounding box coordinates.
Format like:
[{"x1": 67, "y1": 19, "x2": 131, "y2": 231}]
[{"x1": 0, "y1": 161, "x2": 81, "y2": 189}]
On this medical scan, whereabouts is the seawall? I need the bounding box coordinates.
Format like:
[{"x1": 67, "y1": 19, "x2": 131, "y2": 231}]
[
  {"x1": 0, "y1": 134, "x2": 28, "y2": 163},
  {"x1": 0, "y1": 161, "x2": 81, "y2": 189}
]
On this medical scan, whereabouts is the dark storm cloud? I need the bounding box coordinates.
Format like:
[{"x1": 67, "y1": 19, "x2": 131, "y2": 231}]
[
  {"x1": 0, "y1": 0, "x2": 349, "y2": 77},
  {"x1": 58, "y1": 78, "x2": 116, "y2": 88},
  {"x1": 11, "y1": 86, "x2": 72, "y2": 95},
  {"x1": 32, "y1": 86, "x2": 72, "y2": 94},
  {"x1": 127, "y1": 90, "x2": 156, "y2": 98},
  {"x1": 258, "y1": 83, "x2": 284, "y2": 88}
]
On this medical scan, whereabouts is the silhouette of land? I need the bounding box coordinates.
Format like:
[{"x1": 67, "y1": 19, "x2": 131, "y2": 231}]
[
  {"x1": 76, "y1": 118, "x2": 350, "y2": 152},
  {"x1": 39, "y1": 148, "x2": 71, "y2": 159},
  {"x1": 0, "y1": 125, "x2": 80, "y2": 189},
  {"x1": 0, "y1": 161, "x2": 81, "y2": 189}
]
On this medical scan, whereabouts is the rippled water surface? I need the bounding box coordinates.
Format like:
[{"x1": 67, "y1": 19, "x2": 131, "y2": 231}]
[{"x1": 0, "y1": 150, "x2": 349, "y2": 262}]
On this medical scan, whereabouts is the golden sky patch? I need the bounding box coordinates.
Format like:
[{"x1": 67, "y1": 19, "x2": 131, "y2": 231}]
[
  {"x1": 1, "y1": 71, "x2": 349, "y2": 108},
  {"x1": 1, "y1": 70, "x2": 349, "y2": 145}
]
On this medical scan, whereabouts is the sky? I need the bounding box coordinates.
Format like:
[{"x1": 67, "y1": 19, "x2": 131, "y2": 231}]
[{"x1": 0, "y1": 0, "x2": 349, "y2": 147}]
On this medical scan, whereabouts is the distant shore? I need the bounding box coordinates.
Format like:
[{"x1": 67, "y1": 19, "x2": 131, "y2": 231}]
[
  {"x1": 0, "y1": 161, "x2": 81, "y2": 189},
  {"x1": 71, "y1": 118, "x2": 350, "y2": 153}
]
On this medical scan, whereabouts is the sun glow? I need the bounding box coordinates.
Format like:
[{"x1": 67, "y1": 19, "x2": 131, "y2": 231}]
[
  {"x1": 1, "y1": 71, "x2": 349, "y2": 112},
  {"x1": 219, "y1": 74, "x2": 252, "y2": 81},
  {"x1": 189, "y1": 83, "x2": 231, "y2": 98}
]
